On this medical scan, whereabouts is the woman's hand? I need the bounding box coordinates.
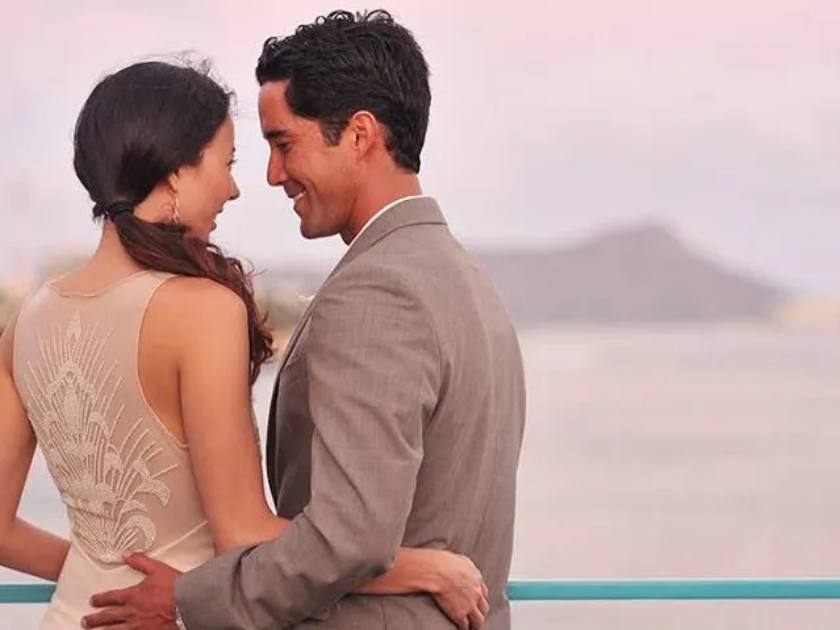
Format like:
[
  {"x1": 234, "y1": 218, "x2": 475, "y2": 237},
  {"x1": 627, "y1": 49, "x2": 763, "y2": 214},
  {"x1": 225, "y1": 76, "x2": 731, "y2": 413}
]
[{"x1": 426, "y1": 550, "x2": 490, "y2": 630}]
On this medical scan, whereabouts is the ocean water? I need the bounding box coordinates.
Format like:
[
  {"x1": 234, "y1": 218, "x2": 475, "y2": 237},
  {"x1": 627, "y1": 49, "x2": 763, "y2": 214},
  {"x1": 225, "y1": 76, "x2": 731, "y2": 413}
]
[{"x1": 3, "y1": 324, "x2": 840, "y2": 628}]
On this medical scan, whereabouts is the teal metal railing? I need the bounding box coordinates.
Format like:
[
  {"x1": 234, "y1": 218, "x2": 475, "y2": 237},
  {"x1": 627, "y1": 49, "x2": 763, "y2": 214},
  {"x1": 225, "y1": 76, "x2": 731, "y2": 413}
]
[
  {"x1": 505, "y1": 578, "x2": 840, "y2": 600},
  {"x1": 4, "y1": 578, "x2": 840, "y2": 604}
]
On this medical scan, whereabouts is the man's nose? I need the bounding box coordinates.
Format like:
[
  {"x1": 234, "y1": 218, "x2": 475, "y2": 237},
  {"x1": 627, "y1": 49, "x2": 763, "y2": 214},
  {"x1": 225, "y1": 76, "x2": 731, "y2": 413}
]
[{"x1": 267, "y1": 153, "x2": 287, "y2": 187}]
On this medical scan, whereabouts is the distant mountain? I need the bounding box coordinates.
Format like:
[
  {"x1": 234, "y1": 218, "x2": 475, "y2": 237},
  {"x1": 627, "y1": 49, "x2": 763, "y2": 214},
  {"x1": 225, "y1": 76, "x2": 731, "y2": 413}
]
[
  {"x1": 257, "y1": 223, "x2": 789, "y2": 326},
  {"x1": 476, "y1": 224, "x2": 788, "y2": 324}
]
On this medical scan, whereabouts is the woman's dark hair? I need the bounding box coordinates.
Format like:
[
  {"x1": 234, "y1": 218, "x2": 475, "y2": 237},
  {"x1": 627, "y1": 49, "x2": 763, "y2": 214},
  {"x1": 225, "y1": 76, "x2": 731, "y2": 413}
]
[
  {"x1": 256, "y1": 9, "x2": 431, "y2": 173},
  {"x1": 73, "y1": 61, "x2": 273, "y2": 385}
]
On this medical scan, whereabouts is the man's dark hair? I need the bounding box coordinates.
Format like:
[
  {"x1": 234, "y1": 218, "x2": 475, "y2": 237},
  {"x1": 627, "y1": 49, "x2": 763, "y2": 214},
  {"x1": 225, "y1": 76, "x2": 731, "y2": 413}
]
[{"x1": 256, "y1": 9, "x2": 431, "y2": 173}]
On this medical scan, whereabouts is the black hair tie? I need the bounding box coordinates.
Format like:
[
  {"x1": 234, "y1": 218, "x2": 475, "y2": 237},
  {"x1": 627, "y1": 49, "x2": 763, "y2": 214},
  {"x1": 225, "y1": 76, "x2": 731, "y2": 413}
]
[{"x1": 104, "y1": 200, "x2": 135, "y2": 219}]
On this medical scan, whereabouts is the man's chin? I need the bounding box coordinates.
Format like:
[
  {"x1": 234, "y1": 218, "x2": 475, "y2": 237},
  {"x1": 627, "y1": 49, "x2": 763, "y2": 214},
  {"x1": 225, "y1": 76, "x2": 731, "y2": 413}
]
[
  {"x1": 299, "y1": 220, "x2": 338, "y2": 241},
  {"x1": 299, "y1": 222, "x2": 325, "y2": 240}
]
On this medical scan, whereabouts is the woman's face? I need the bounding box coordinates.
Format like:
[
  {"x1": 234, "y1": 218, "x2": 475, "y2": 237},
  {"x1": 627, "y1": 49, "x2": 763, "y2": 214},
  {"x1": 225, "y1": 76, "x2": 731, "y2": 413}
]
[{"x1": 176, "y1": 116, "x2": 240, "y2": 240}]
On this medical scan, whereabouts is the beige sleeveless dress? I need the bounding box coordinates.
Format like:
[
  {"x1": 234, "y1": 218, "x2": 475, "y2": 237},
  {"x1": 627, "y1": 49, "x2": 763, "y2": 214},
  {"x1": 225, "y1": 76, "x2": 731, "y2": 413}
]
[{"x1": 12, "y1": 270, "x2": 215, "y2": 628}]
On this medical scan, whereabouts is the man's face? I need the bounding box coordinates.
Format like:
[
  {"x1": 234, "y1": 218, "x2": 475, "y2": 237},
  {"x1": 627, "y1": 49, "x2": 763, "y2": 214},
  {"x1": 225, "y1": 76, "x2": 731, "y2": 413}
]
[{"x1": 258, "y1": 80, "x2": 357, "y2": 240}]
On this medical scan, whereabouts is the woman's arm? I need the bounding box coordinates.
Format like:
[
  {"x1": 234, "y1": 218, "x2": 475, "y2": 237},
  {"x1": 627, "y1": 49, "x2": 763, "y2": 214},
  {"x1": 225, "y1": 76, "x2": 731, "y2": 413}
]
[
  {"x1": 0, "y1": 317, "x2": 70, "y2": 581},
  {"x1": 172, "y1": 280, "x2": 285, "y2": 554},
  {"x1": 357, "y1": 548, "x2": 489, "y2": 629},
  {"x1": 354, "y1": 547, "x2": 477, "y2": 595}
]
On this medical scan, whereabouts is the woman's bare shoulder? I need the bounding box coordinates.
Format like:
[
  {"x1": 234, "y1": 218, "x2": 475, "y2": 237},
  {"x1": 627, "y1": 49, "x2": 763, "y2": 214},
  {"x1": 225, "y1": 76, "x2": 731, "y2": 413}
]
[
  {"x1": 154, "y1": 277, "x2": 245, "y2": 316},
  {"x1": 147, "y1": 277, "x2": 247, "y2": 342}
]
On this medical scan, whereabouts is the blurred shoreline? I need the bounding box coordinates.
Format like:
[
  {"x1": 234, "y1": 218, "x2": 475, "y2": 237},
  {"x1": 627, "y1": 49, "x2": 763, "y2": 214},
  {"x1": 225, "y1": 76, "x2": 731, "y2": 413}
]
[{"x1": 3, "y1": 223, "x2": 840, "y2": 336}]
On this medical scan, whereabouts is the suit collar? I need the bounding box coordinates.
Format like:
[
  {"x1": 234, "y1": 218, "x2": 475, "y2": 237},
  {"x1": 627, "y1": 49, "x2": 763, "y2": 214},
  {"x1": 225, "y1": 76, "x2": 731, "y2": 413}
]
[{"x1": 334, "y1": 196, "x2": 446, "y2": 274}]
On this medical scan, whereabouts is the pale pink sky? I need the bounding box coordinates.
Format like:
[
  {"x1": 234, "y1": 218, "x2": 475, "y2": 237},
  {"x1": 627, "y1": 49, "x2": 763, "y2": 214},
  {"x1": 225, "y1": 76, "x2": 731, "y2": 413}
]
[{"x1": 2, "y1": 0, "x2": 839, "y2": 293}]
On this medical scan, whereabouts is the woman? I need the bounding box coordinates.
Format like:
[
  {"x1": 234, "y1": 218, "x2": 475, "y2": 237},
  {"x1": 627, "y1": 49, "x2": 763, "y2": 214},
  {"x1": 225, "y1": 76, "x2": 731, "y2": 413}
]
[{"x1": 0, "y1": 61, "x2": 488, "y2": 629}]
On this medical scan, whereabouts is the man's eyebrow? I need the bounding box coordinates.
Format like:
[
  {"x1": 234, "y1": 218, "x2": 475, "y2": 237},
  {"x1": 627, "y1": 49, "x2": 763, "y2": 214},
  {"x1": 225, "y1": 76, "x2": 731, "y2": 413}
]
[{"x1": 263, "y1": 128, "x2": 290, "y2": 141}]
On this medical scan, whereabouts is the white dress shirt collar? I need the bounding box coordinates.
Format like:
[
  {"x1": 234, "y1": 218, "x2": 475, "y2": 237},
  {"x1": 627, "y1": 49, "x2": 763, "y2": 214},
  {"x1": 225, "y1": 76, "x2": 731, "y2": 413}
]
[{"x1": 348, "y1": 195, "x2": 431, "y2": 248}]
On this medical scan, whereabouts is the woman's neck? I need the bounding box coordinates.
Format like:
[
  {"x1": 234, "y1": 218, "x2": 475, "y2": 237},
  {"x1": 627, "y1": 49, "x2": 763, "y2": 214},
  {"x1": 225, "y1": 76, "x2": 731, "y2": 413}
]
[{"x1": 60, "y1": 222, "x2": 146, "y2": 287}]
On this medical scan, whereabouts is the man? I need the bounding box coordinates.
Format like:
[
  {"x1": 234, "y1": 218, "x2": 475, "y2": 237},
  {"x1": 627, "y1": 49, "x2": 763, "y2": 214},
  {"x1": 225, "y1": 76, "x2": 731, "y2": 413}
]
[{"x1": 86, "y1": 9, "x2": 525, "y2": 629}]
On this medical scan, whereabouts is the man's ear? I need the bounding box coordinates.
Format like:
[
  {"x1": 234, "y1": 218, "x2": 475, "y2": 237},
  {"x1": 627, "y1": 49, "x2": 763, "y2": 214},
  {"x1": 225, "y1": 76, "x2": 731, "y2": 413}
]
[{"x1": 347, "y1": 110, "x2": 381, "y2": 158}]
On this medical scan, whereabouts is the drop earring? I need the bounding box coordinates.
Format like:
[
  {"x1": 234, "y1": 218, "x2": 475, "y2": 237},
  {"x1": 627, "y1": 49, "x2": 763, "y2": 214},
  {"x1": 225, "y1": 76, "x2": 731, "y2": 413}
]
[{"x1": 172, "y1": 195, "x2": 181, "y2": 225}]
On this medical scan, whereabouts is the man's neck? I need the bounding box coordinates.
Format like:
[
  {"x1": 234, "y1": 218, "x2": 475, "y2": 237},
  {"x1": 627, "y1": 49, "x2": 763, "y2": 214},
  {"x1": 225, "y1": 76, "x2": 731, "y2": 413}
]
[{"x1": 341, "y1": 173, "x2": 422, "y2": 245}]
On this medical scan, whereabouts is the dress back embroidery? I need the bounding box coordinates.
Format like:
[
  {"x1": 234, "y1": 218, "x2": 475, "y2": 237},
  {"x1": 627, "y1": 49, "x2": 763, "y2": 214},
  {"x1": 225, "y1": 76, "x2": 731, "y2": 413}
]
[{"x1": 13, "y1": 272, "x2": 209, "y2": 567}]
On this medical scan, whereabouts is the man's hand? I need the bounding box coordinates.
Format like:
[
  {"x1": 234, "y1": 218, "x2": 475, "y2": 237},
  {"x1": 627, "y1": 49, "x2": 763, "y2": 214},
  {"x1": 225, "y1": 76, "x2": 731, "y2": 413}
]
[{"x1": 82, "y1": 553, "x2": 182, "y2": 630}]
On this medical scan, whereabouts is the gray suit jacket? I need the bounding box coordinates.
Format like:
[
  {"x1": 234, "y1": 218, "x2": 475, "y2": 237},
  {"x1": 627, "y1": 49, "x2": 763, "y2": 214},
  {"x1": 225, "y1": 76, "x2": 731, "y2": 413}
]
[{"x1": 176, "y1": 197, "x2": 526, "y2": 629}]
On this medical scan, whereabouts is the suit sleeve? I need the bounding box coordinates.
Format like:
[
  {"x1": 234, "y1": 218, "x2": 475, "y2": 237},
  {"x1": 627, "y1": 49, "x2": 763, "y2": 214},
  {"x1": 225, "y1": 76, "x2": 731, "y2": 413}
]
[{"x1": 174, "y1": 264, "x2": 441, "y2": 629}]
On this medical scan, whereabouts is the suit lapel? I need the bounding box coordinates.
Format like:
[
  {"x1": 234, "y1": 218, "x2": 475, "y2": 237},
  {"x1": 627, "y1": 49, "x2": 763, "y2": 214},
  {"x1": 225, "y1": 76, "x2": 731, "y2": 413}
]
[
  {"x1": 275, "y1": 196, "x2": 445, "y2": 380},
  {"x1": 266, "y1": 295, "x2": 316, "y2": 500},
  {"x1": 265, "y1": 196, "x2": 448, "y2": 500},
  {"x1": 276, "y1": 296, "x2": 316, "y2": 373}
]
